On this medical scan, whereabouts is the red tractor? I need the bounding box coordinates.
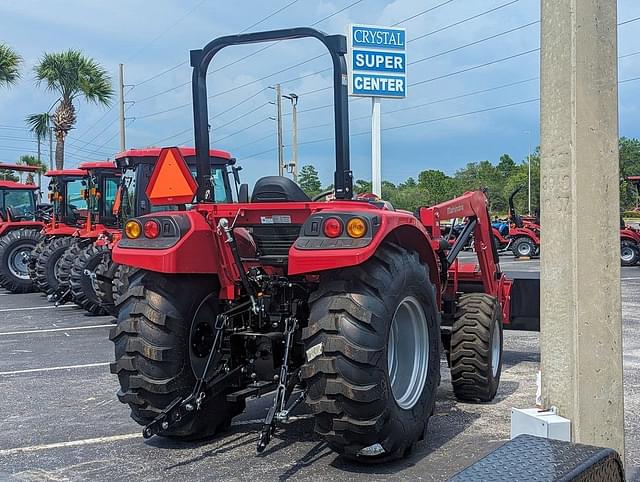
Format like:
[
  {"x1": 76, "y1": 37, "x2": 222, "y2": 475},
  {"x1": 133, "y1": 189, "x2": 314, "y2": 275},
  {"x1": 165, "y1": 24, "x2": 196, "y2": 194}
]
[
  {"x1": 50, "y1": 161, "x2": 121, "y2": 314},
  {"x1": 492, "y1": 186, "x2": 540, "y2": 258},
  {"x1": 93, "y1": 147, "x2": 238, "y2": 316},
  {"x1": 109, "y1": 28, "x2": 539, "y2": 461},
  {"x1": 29, "y1": 168, "x2": 90, "y2": 295},
  {"x1": 619, "y1": 218, "x2": 640, "y2": 266},
  {"x1": 0, "y1": 163, "x2": 48, "y2": 293}
]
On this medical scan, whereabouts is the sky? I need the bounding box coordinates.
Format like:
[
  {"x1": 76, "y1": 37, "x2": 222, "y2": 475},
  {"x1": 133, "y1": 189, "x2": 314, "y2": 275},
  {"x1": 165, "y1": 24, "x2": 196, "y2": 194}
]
[{"x1": 0, "y1": 0, "x2": 639, "y2": 188}]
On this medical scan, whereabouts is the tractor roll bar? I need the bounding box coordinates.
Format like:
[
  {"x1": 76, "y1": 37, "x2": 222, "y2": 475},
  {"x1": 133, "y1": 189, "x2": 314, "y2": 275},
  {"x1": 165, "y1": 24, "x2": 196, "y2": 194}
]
[{"x1": 190, "y1": 27, "x2": 353, "y2": 201}]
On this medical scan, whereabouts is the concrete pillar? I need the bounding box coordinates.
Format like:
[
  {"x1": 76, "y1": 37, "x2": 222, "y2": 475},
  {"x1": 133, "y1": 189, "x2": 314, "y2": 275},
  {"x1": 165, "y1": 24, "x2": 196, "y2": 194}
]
[{"x1": 540, "y1": 0, "x2": 624, "y2": 457}]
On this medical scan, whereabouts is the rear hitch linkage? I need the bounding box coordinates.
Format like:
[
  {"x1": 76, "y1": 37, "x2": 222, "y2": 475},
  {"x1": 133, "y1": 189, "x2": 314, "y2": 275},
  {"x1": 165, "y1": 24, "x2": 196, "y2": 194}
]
[{"x1": 257, "y1": 315, "x2": 302, "y2": 453}]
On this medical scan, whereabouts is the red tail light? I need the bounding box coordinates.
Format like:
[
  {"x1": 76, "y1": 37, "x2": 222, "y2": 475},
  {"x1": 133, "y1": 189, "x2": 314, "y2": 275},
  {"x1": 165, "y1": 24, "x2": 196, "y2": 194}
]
[
  {"x1": 323, "y1": 217, "x2": 342, "y2": 238},
  {"x1": 143, "y1": 220, "x2": 160, "y2": 239}
]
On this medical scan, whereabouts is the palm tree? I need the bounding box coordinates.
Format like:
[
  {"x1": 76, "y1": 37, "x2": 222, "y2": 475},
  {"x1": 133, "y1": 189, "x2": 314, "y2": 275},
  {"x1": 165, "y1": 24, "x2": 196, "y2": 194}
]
[
  {"x1": 0, "y1": 43, "x2": 22, "y2": 88},
  {"x1": 26, "y1": 112, "x2": 51, "y2": 170},
  {"x1": 34, "y1": 50, "x2": 113, "y2": 169},
  {"x1": 17, "y1": 155, "x2": 48, "y2": 201}
]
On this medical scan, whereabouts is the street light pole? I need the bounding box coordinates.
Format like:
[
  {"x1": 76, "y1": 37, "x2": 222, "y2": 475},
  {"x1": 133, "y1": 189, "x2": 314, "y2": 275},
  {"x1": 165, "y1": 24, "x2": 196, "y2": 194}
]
[{"x1": 283, "y1": 93, "x2": 299, "y2": 183}]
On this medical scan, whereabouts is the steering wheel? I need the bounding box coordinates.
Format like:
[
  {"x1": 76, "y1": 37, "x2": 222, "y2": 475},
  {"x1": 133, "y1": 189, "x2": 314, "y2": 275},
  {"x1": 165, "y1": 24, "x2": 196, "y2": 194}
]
[{"x1": 311, "y1": 189, "x2": 333, "y2": 201}]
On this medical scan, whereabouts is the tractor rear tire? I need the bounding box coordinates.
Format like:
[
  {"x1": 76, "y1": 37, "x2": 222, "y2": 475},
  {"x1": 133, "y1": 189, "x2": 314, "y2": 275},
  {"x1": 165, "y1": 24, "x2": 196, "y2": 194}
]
[
  {"x1": 110, "y1": 270, "x2": 244, "y2": 440},
  {"x1": 620, "y1": 240, "x2": 639, "y2": 266},
  {"x1": 95, "y1": 252, "x2": 118, "y2": 317},
  {"x1": 56, "y1": 239, "x2": 85, "y2": 294},
  {"x1": 0, "y1": 229, "x2": 42, "y2": 293},
  {"x1": 511, "y1": 237, "x2": 535, "y2": 258},
  {"x1": 35, "y1": 236, "x2": 74, "y2": 294},
  {"x1": 70, "y1": 243, "x2": 109, "y2": 316},
  {"x1": 28, "y1": 239, "x2": 46, "y2": 285},
  {"x1": 301, "y1": 243, "x2": 440, "y2": 462},
  {"x1": 450, "y1": 293, "x2": 503, "y2": 402}
]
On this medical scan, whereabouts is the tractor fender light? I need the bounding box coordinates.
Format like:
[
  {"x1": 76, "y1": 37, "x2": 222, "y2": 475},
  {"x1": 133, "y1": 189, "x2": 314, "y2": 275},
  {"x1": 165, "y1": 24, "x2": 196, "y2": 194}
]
[
  {"x1": 143, "y1": 220, "x2": 160, "y2": 239},
  {"x1": 346, "y1": 217, "x2": 367, "y2": 238},
  {"x1": 125, "y1": 220, "x2": 142, "y2": 239},
  {"x1": 323, "y1": 217, "x2": 343, "y2": 238}
]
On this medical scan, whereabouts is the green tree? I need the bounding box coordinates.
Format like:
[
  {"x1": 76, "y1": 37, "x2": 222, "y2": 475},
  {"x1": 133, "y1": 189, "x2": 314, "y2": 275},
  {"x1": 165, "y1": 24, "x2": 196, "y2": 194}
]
[
  {"x1": 417, "y1": 169, "x2": 456, "y2": 205},
  {"x1": 26, "y1": 112, "x2": 51, "y2": 170},
  {"x1": 17, "y1": 154, "x2": 47, "y2": 186},
  {"x1": 354, "y1": 179, "x2": 372, "y2": 194},
  {"x1": 497, "y1": 154, "x2": 516, "y2": 180},
  {"x1": 34, "y1": 50, "x2": 113, "y2": 169},
  {"x1": 619, "y1": 137, "x2": 640, "y2": 210},
  {"x1": 0, "y1": 43, "x2": 21, "y2": 88},
  {"x1": 0, "y1": 169, "x2": 18, "y2": 182},
  {"x1": 298, "y1": 165, "x2": 322, "y2": 197}
]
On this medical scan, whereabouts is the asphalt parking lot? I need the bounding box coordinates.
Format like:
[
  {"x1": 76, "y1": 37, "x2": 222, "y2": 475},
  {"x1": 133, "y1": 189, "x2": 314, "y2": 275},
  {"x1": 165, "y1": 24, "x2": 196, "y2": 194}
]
[{"x1": 0, "y1": 256, "x2": 638, "y2": 481}]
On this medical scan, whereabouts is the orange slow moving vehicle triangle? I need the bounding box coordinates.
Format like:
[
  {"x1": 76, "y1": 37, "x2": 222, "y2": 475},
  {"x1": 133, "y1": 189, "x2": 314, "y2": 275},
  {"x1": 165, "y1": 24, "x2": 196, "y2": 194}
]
[{"x1": 145, "y1": 147, "x2": 198, "y2": 205}]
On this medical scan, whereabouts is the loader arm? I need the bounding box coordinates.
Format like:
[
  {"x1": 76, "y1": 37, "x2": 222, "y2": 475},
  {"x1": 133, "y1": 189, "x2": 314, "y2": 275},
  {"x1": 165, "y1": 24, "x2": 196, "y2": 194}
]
[{"x1": 419, "y1": 190, "x2": 501, "y2": 296}]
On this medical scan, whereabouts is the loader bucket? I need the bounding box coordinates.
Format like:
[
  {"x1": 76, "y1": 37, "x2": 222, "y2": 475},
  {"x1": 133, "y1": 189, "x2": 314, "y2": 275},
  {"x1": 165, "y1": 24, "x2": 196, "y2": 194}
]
[{"x1": 507, "y1": 271, "x2": 540, "y2": 331}]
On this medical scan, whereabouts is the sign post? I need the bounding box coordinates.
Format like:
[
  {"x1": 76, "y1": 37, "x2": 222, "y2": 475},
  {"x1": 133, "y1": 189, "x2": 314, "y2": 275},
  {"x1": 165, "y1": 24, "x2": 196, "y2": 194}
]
[{"x1": 348, "y1": 24, "x2": 406, "y2": 196}]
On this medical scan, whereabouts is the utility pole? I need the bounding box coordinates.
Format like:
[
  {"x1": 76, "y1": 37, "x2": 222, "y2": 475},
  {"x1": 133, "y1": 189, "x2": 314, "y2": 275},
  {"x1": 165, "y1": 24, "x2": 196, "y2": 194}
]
[
  {"x1": 371, "y1": 98, "x2": 381, "y2": 196},
  {"x1": 48, "y1": 127, "x2": 53, "y2": 171},
  {"x1": 118, "y1": 63, "x2": 126, "y2": 152},
  {"x1": 283, "y1": 93, "x2": 299, "y2": 182},
  {"x1": 274, "y1": 84, "x2": 284, "y2": 176},
  {"x1": 540, "y1": 0, "x2": 624, "y2": 457}
]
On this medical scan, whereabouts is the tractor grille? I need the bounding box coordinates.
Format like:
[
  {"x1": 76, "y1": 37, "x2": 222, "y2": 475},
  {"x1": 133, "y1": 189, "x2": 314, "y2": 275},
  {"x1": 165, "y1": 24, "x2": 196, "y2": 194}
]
[{"x1": 249, "y1": 225, "x2": 301, "y2": 258}]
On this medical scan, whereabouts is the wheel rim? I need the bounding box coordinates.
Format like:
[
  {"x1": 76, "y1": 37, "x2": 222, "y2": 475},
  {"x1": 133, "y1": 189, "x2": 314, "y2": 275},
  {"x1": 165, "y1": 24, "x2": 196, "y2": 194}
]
[
  {"x1": 188, "y1": 300, "x2": 217, "y2": 378},
  {"x1": 621, "y1": 246, "x2": 635, "y2": 262},
  {"x1": 387, "y1": 296, "x2": 429, "y2": 410},
  {"x1": 517, "y1": 241, "x2": 532, "y2": 256},
  {"x1": 8, "y1": 244, "x2": 31, "y2": 280},
  {"x1": 491, "y1": 318, "x2": 501, "y2": 377}
]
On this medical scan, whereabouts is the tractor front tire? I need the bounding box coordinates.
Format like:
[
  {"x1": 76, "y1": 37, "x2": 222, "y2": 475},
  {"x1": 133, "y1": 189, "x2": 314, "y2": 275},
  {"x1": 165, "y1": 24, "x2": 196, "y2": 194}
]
[
  {"x1": 110, "y1": 270, "x2": 244, "y2": 440},
  {"x1": 301, "y1": 243, "x2": 440, "y2": 462},
  {"x1": 450, "y1": 293, "x2": 503, "y2": 402},
  {"x1": 0, "y1": 229, "x2": 42, "y2": 293},
  {"x1": 620, "y1": 240, "x2": 640, "y2": 266},
  {"x1": 95, "y1": 252, "x2": 118, "y2": 317},
  {"x1": 511, "y1": 237, "x2": 535, "y2": 258},
  {"x1": 35, "y1": 236, "x2": 74, "y2": 294},
  {"x1": 70, "y1": 243, "x2": 109, "y2": 315}
]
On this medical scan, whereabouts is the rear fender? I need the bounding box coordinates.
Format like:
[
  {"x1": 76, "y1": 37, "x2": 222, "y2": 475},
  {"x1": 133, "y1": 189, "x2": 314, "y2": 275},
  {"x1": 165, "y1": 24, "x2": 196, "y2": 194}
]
[
  {"x1": 289, "y1": 214, "x2": 441, "y2": 291},
  {"x1": 112, "y1": 210, "x2": 219, "y2": 274}
]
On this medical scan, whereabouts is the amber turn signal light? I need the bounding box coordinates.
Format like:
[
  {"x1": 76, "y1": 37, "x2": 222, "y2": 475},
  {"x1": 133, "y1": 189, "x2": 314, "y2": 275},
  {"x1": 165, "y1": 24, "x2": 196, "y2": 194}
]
[
  {"x1": 346, "y1": 217, "x2": 367, "y2": 238},
  {"x1": 125, "y1": 220, "x2": 141, "y2": 239}
]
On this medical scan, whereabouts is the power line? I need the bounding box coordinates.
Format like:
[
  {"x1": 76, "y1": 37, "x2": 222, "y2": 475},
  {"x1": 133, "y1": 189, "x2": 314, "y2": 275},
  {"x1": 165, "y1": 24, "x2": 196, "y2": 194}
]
[
  {"x1": 409, "y1": 0, "x2": 520, "y2": 44},
  {"x1": 131, "y1": 0, "x2": 364, "y2": 108},
  {"x1": 390, "y1": 0, "x2": 456, "y2": 26},
  {"x1": 618, "y1": 15, "x2": 640, "y2": 26},
  {"x1": 130, "y1": 0, "x2": 303, "y2": 90}
]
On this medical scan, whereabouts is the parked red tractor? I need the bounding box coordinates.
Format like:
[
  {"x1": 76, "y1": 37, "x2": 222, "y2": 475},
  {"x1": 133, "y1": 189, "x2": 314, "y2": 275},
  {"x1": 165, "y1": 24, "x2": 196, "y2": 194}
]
[
  {"x1": 50, "y1": 161, "x2": 121, "y2": 314},
  {"x1": 109, "y1": 28, "x2": 539, "y2": 461},
  {"x1": 492, "y1": 186, "x2": 540, "y2": 258},
  {"x1": 93, "y1": 147, "x2": 238, "y2": 315},
  {"x1": 0, "y1": 163, "x2": 48, "y2": 293},
  {"x1": 619, "y1": 218, "x2": 640, "y2": 266},
  {"x1": 29, "y1": 168, "x2": 89, "y2": 294}
]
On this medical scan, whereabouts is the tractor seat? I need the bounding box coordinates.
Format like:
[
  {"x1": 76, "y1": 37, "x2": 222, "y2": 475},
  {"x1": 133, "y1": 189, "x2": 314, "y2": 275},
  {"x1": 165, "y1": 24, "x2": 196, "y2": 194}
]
[{"x1": 251, "y1": 176, "x2": 310, "y2": 203}]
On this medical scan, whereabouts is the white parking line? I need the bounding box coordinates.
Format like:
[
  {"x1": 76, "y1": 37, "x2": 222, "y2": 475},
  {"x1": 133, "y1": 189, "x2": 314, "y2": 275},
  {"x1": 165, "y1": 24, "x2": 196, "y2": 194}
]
[
  {"x1": 0, "y1": 362, "x2": 110, "y2": 376},
  {"x1": 0, "y1": 325, "x2": 111, "y2": 336},
  {"x1": 0, "y1": 305, "x2": 75, "y2": 313},
  {"x1": 0, "y1": 433, "x2": 140, "y2": 456},
  {"x1": 0, "y1": 415, "x2": 316, "y2": 455}
]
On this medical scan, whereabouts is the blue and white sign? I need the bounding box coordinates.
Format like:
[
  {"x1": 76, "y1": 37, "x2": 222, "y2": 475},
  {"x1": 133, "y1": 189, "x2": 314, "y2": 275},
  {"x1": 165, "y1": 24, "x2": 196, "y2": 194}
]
[{"x1": 348, "y1": 24, "x2": 406, "y2": 99}]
